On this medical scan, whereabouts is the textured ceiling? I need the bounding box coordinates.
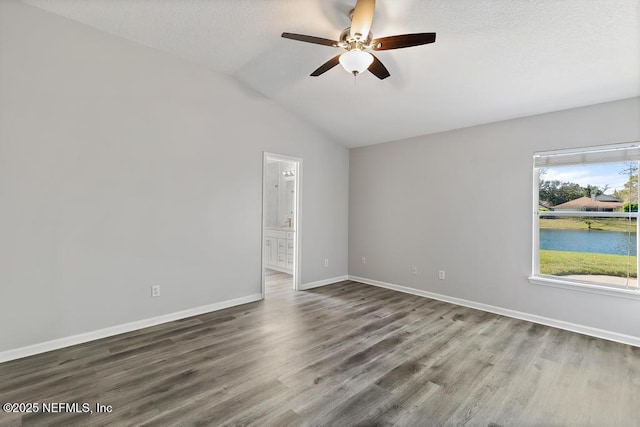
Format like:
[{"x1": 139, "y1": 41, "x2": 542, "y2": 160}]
[{"x1": 21, "y1": 0, "x2": 640, "y2": 147}]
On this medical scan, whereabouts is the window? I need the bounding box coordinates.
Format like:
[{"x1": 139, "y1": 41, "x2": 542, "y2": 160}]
[{"x1": 531, "y1": 143, "x2": 640, "y2": 296}]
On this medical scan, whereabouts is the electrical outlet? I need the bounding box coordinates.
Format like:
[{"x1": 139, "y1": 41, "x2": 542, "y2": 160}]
[
  {"x1": 439, "y1": 270, "x2": 446, "y2": 280},
  {"x1": 361, "y1": 256, "x2": 366, "y2": 264},
  {"x1": 411, "y1": 266, "x2": 418, "y2": 275},
  {"x1": 151, "y1": 285, "x2": 160, "y2": 297},
  {"x1": 324, "y1": 259, "x2": 329, "y2": 268}
]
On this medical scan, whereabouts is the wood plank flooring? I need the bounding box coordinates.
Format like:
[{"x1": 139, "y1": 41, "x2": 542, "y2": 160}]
[{"x1": 1, "y1": 274, "x2": 639, "y2": 426}]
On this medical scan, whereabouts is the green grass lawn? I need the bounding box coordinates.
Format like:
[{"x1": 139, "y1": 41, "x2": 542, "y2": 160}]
[
  {"x1": 539, "y1": 217, "x2": 635, "y2": 232},
  {"x1": 540, "y1": 250, "x2": 637, "y2": 278}
]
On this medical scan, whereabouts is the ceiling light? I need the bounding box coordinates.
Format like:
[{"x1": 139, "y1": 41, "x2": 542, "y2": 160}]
[{"x1": 339, "y1": 49, "x2": 374, "y2": 76}]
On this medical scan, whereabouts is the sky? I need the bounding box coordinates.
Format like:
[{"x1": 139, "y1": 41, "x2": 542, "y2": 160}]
[{"x1": 542, "y1": 162, "x2": 635, "y2": 194}]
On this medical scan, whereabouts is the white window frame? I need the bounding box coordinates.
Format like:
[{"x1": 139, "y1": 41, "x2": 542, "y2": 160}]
[{"x1": 529, "y1": 142, "x2": 640, "y2": 299}]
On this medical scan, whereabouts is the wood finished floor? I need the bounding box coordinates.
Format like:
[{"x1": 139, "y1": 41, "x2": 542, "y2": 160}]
[{"x1": 1, "y1": 272, "x2": 640, "y2": 426}]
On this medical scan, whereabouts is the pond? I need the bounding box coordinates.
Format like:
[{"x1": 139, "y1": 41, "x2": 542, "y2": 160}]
[{"x1": 540, "y1": 229, "x2": 637, "y2": 256}]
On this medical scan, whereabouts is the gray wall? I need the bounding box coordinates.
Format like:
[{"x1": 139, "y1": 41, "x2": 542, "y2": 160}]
[
  {"x1": 349, "y1": 97, "x2": 640, "y2": 338},
  {"x1": 0, "y1": 1, "x2": 349, "y2": 352}
]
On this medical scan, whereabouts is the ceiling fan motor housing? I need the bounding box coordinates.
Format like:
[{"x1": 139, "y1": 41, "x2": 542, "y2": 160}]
[{"x1": 339, "y1": 28, "x2": 373, "y2": 51}]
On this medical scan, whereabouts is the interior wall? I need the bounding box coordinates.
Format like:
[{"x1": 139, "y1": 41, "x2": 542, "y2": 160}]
[
  {"x1": 264, "y1": 161, "x2": 281, "y2": 229},
  {"x1": 349, "y1": 97, "x2": 640, "y2": 339},
  {"x1": 0, "y1": 0, "x2": 349, "y2": 353}
]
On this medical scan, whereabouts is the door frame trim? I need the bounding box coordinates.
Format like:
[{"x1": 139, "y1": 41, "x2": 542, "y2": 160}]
[{"x1": 261, "y1": 152, "x2": 302, "y2": 297}]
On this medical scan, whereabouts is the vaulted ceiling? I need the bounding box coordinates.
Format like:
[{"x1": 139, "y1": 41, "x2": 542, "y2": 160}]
[{"x1": 22, "y1": 0, "x2": 640, "y2": 147}]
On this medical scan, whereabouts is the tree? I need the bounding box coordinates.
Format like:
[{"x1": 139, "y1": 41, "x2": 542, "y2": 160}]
[
  {"x1": 539, "y1": 180, "x2": 587, "y2": 206},
  {"x1": 584, "y1": 185, "x2": 603, "y2": 198},
  {"x1": 584, "y1": 184, "x2": 609, "y2": 197},
  {"x1": 613, "y1": 163, "x2": 638, "y2": 203}
]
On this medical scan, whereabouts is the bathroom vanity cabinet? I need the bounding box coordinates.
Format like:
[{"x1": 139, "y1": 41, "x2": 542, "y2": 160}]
[{"x1": 264, "y1": 228, "x2": 295, "y2": 273}]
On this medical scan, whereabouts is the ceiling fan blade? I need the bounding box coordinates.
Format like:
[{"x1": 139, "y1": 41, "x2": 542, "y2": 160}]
[
  {"x1": 281, "y1": 32, "x2": 339, "y2": 47},
  {"x1": 372, "y1": 33, "x2": 436, "y2": 50},
  {"x1": 350, "y1": 0, "x2": 375, "y2": 39},
  {"x1": 368, "y1": 54, "x2": 390, "y2": 80},
  {"x1": 310, "y1": 55, "x2": 342, "y2": 76}
]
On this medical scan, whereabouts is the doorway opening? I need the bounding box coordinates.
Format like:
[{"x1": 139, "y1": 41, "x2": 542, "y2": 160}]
[{"x1": 262, "y1": 153, "x2": 301, "y2": 297}]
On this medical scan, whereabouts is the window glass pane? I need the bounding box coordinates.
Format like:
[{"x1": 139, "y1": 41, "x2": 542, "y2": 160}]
[
  {"x1": 538, "y1": 161, "x2": 638, "y2": 289},
  {"x1": 539, "y1": 250, "x2": 637, "y2": 289}
]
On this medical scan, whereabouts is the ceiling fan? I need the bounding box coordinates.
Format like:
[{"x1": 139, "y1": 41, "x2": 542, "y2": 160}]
[{"x1": 281, "y1": 0, "x2": 436, "y2": 80}]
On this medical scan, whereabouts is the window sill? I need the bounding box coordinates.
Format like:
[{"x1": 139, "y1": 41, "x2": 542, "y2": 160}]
[{"x1": 529, "y1": 275, "x2": 640, "y2": 300}]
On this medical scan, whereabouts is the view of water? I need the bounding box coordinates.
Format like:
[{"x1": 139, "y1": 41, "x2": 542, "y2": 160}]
[{"x1": 540, "y1": 229, "x2": 637, "y2": 256}]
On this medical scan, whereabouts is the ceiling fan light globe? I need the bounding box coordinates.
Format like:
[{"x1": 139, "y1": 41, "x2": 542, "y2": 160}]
[{"x1": 339, "y1": 50, "x2": 374, "y2": 75}]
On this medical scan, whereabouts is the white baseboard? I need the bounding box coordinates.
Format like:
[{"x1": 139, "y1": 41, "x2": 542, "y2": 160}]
[
  {"x1": 6, "y1": 275, "x2": 637, "y2": 364},
  {"x1": 348, "y1": 275, "x2": 640, "y2": 348},
  {"x1": 300, "y1": 275, "x2": 349, "y2": 290},
  {"x1": 0, "y1": 294, "x2": 263, "y2": 364}
]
